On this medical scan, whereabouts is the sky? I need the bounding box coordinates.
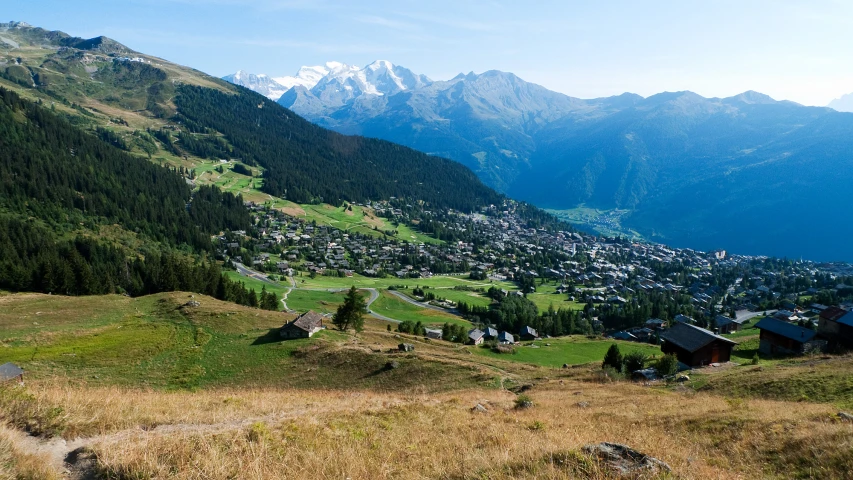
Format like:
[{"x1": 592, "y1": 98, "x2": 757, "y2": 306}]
[{"x1": 10, "y1": 0, "x2": 853, "y2": 105}]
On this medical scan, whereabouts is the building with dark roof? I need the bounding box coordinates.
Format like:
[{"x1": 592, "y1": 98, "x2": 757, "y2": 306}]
[
  {"x1": 280, "y1": 311, "x2": 324, "y2": 339},
  {"x1": 468, "y1": 328, "x2": 485, "y2": 345},
  {"x1": 660, "y1": 322, "x2": 737, "y2": 367},
  {"x1": 818, "y1": 306, "x2": 853, "y2": 347},
  {"x1": 519, "y1": 326, "x2": 538, "y2": 341},
  {"x1": 0, "y1": 363, "x2": 24, "y2": 383},
  {"x1": 755, "y1": 318, "x2": 825, "y2": 355}
]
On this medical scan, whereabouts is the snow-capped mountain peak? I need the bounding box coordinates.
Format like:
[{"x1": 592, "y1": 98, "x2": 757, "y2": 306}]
[{"x1": 223, "y1": 60, "x2": 432, "y2": 101}]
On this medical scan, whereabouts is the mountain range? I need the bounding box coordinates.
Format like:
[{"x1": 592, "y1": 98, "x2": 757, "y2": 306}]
[{"x1": 226, "y1": 62, "x2": 853, "y2": 261}]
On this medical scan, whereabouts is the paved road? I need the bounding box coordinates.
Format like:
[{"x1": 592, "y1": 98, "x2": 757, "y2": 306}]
[
  {"x1": 386, "y1": 289, "x2": 461, "y2": 315},
  {"x1": 233, "y1": 262, "x2": 277, "y2": 286},
  {"x1": 735, "y1": 309, "x2": 777, "y2": 322}
]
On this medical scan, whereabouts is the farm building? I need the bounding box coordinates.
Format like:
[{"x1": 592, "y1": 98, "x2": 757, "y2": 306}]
[
  {"x1": 424, "y1": 328, "x2": 443, "y2": 340},
  {"x1": 468, "y1": 329, "x2": 485, "y2": 345},
  {"x1": 0, "y1": 363, "x2": 23, "y2": 384},
  {"x1": 519, "y1": 326, "x2": 538, "y2": 341},
  {"x1": 818, "y1": 307, "x2": 853, "y2": 347},
  {"x1": 660, "y1": 322, "x2": 736, "y2": 367},
  {"x1": 280, "y1": 311, "x2": 324, "y2": 339},
  {"x1": 498, "y1": 331, "x2": 514, "y2": 344},
  {"x1": 754, "y1": 318, "x2": 825, "y2": 355}
]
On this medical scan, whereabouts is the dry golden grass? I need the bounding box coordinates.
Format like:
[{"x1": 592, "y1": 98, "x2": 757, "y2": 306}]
[
  {"x1": 11, "y1": 379, "x2": 849, "y2": 479},
  {"x1": 0, "y1": 425, "x2": 61, "y2": 480}
]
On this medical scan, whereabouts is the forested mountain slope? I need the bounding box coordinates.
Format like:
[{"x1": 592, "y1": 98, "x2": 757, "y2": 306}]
[
  {"x1": 0, "y1": 22, "x2": 503, "y2": 214},
  {"x1": 0, "y1": 87, "x2": 260, "y2": 302}
]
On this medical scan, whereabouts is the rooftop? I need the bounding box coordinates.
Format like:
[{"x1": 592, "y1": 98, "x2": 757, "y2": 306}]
[{"x1": 660, "y1": 322, "x2": 736, "y2": 353}]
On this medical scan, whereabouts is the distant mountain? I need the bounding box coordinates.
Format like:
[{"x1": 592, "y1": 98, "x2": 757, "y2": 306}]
[
  {"x1": 234, "y1": 59, "x2": 853, "y2": 260},
  {"x1": 222, "y1": 71, "x2": 288, "y2": 100},
  {"x1": 828, "y1": 93, "x2": 853, "y2": 113}
]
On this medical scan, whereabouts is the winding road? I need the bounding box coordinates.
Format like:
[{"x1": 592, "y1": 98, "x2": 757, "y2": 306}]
[{"x1": 232, "y1": 262, "x2": 466, "y2": 325}]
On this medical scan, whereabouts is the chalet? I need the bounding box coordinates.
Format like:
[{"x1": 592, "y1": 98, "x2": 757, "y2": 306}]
[
  {"x1": 468, "y1": 329, "x2": 485, "y2": 345},
  {"x1": 611, "y1": 331, "x2": 638, "y2": 342},
  {"x1": 519, "y1": 326, "x2": 538, "y2": 341},
  {"x1": 660, "y1": 322, "x2": 737, "y2": 367},
  {"x1": 498, "y1": 331, "x2": 514, "y2": 344},
  {"x1": 483, "y1": 327, "x2": 498, "y2": 340},
  {"x1": 280, "y1": 311, "x2": 324, "y2": 339},
  {"x1": 714, "y1": 315, "x2": 743, "y2": 334},
  {"x1": 645, "y1": 318, "x2": 667, "y2": 330},
  {"x1": 674, "y1": 314, "x2": 695, "y2": 324},
  {"x1": 424, "y1": 328, "x2": 443, "y2": 340},
  {"x1": 0, "y1": 362, "x2": 24, "y2": 384},
  {"x1": 755, "y1": 318, "x2": 825, "y2": 356},
  {"x1": 818, "y1": 307, "x2": 853, "y2": 347}
]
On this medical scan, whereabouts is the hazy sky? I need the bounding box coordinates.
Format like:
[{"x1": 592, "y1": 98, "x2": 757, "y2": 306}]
[{"x1": 12, "y1": 0, "x2": 853, "y2": 105}]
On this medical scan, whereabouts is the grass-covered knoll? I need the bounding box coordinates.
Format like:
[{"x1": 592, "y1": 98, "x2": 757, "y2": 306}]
[
  {"x1": 369, "y1": 291, "x2": 467, "y2": 326},
  {"x1": 285, "y1": 289, "x2": 357, "y2": 315},
  {"x1": 471, "y1": 336, "x2": 661, "y2": 368},
  {"x1": 0, "y1": 292, "x2": 488, "y2": 392},
  {"x1": 695, "y1": 354, "x2": 853, "y2": 409}
]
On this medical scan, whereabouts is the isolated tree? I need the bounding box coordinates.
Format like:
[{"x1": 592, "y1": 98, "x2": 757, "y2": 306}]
[
  {"x1": 332, "y1": 286, "x2": 367, "y2": 332},
  {"x1": 602, "y1": 344, "x2": 623, "y2": 371}
]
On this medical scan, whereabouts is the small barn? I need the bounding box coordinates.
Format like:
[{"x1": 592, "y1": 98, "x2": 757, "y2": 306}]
[
  {"x1": 424, "y1": 328, "x2": 443, "y2": 340},
  {"x1": 0, "y1": 363, "x2": 24, "y2": 384},
  {"x1": 498, "y1": 331, "x2": 514, "y2": 344},
  {"x1": 519, "y1": 326, "x2": 538, "y2": 341},
  {"x1": 468, "y1": 328, "x2": 485, "y2": 345},
  {"x1": 483, "y1": 327, "x2": 498, "y2": 340},
  {"x1": 280, "y1": 311, "x2": 324, "y2": 339},
  {"x1": 755, "y1": 318, "x2": 825, "y2": 355},
  {"x1": 660, "y1": 323, "x2": 736, "y2": 367}
]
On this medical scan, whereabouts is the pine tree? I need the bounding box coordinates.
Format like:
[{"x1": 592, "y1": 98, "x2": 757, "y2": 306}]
[
  {"x1": 602, "y1": 344, "x2": 623, "y2": 371},
  {"x1": 332, "y1": 286, "x2": 367, "y2": 332}
]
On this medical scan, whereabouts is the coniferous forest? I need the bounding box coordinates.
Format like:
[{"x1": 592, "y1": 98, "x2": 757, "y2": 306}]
[
  {"x1": 0, "y1": 87, "x2": 271, "y2": 308},
  {"x1": 175, "y1": 85, "x2": 504, "y2": 211}
]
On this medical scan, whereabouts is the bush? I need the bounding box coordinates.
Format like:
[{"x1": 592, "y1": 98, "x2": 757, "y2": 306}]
[
  {"x1": 751, "y1": 353, "x2": 760, "y2": 365},
  {"x1": 515, "y1": 394, "x2": 533, "y2": 409},
  {"x1": 623, "y1": 351, "x2": 648, "y2": 373},
  {"x1": 655, "y1": 353, "x2": 679, "y2": 377}
]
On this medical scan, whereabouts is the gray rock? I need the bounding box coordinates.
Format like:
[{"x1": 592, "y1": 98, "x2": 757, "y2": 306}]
[
  {"x1": 839, "y1": 412, "x2": 853, "y2": 422},
  {"x1": 562, "y1": 363, "x2": 569, "y2": 368},
  {"x1": 183, "y1": 300, "x2": 201, "y2": 308},
  {"x1": 385, "y1": 361, "x2": 400, "y2": 370},
  {"x1": 398, "y1": 343, "x2": 415, "y2": 352},
  {"x1": 677, "y1": 375, "x2": 690, "y2": 382},
  {"x1": 472, "y1": 403, "x2": 488, "y2": 413},
  {"x1": 576, "y1": 401, "x2": 590, "y2": 408},
  {"x1": 582, "y1": 442, "x2": 671, "y2": 476}
]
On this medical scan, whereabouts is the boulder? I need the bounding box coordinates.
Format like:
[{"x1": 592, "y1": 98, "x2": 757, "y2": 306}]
[
  {"x1": 839, "y1": 412, "x2": 853, "y2": 422},
  {"x1": 472, "y1": 403, "x2": 488, "y2": 413},
  {"x1": 562, "y1": 363, "x2": 569, "y2": 369},
  {"x1": 385, "y1": 361, "x2": 400, "y2": 370},
  {"x1": 576, "y1": 401, "x2": 590, "y2": 408},
  {"x1": 183, "y1": 300, "x2": 201, "y2": 308},
  {"x1": 582, "y1": 443, "x2": 671, "y2": 476},
  {"x1": 677, "y1": 375, "x2": 690, "y2": 382},
  {"x1": 398, "y1": 343, "x2": 414, "y2": 352}
]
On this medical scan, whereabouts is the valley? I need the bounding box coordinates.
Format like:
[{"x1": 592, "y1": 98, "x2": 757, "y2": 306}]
[{"x1": 2, "y1": 19, "x2": 853, "y2": 480}]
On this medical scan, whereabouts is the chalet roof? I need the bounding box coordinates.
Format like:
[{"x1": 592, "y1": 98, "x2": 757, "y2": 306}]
[
  {"x1": 660, "y1": 322, "x2": 736, "y2": 353},
  {"x1": 284, "y1": 311, "x2": 324, "y2": 332},
  {"x1": 484, "y1": 327, "x2": 498, "y2": 338},
  {"x1": 520, "y1": 326, "x2": 537, "y2": 337},
  {"x1": 468, "y1": 329, "x2": 484, "y2": 341},
  {"x1": 820, "y1": 306, "x2": 848, "y2": 322},
  {"x1": 0, "y1": 362, "x2": 23, "y2": 381},
  {"x1": 755, "y1": 318, "x2": 817, "y2": 343}
]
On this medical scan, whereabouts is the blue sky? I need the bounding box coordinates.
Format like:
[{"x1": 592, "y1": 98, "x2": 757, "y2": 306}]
[{"x1": 11, "y1": 0, "x2": 853, "y2": 105}]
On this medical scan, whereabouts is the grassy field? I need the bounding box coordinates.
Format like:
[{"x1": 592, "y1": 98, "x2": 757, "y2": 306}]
[
  {"x1": 0, "y1": 292, "x2": 488, "y2": 392},
  {"x1": 294, "y1": 272, "x2": 516, "y2": 291},
  {"x1": 2, "y1": 292, "x2": 853, "y2": 478},
  {"x1": 471, "y1": 336, "x2": 661, "y2": 368},
  {"x1": 285, "y1": 289, "x2": 354, "y2": 315},
  {"x1": 369, "y1": 291, "x2": 469, "y2": 326},
  {"x1": 407, "y1": 287, "x2": 495, "y2": 309}
]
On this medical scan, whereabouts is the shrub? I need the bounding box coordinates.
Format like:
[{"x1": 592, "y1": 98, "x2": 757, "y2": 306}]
[
  {"x1": 514, "y1": 394, "x2": 533, "y2": 409},
  {"x1": 751, "y1": 353, "x2": 760, "y2": 365},
  {"x1": 623, "y1": 351, "x2": 648, "y2": 373},
  {"x1": 0, "y1": 386, "x2": 66, "y2": 437},
  {"x1": 655, "y1": 353, "x2": 679, "y2": 377}
]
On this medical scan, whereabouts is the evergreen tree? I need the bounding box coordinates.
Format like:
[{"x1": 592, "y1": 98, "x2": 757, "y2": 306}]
[
  {"x1": 332, "y1": 286, "x2": 367, "y2": 332},
  {"x1": 602, "y1": 344, "x2": 623, "y2": 371}
]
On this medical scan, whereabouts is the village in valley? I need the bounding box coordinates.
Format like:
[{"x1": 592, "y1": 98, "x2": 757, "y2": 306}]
[{"x1": 214, "y1": 197, "x2": 853, "y2": 378}]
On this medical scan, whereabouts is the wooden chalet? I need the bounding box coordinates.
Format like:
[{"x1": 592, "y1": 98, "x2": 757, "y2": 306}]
[
  {"x1": 818, "y1": 307, "x2": 853, "y2": 347},
  {"x1": 755, "y1": 317, "x2": 825, "y2": 355},
  {"x1": 660, "y1": 322, "x2": 736, "y2": 367}
]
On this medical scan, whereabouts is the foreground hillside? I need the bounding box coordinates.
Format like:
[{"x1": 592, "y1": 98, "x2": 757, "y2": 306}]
[{"x1": 2, "y1": 292, "x2": 853, "y2": 479}]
